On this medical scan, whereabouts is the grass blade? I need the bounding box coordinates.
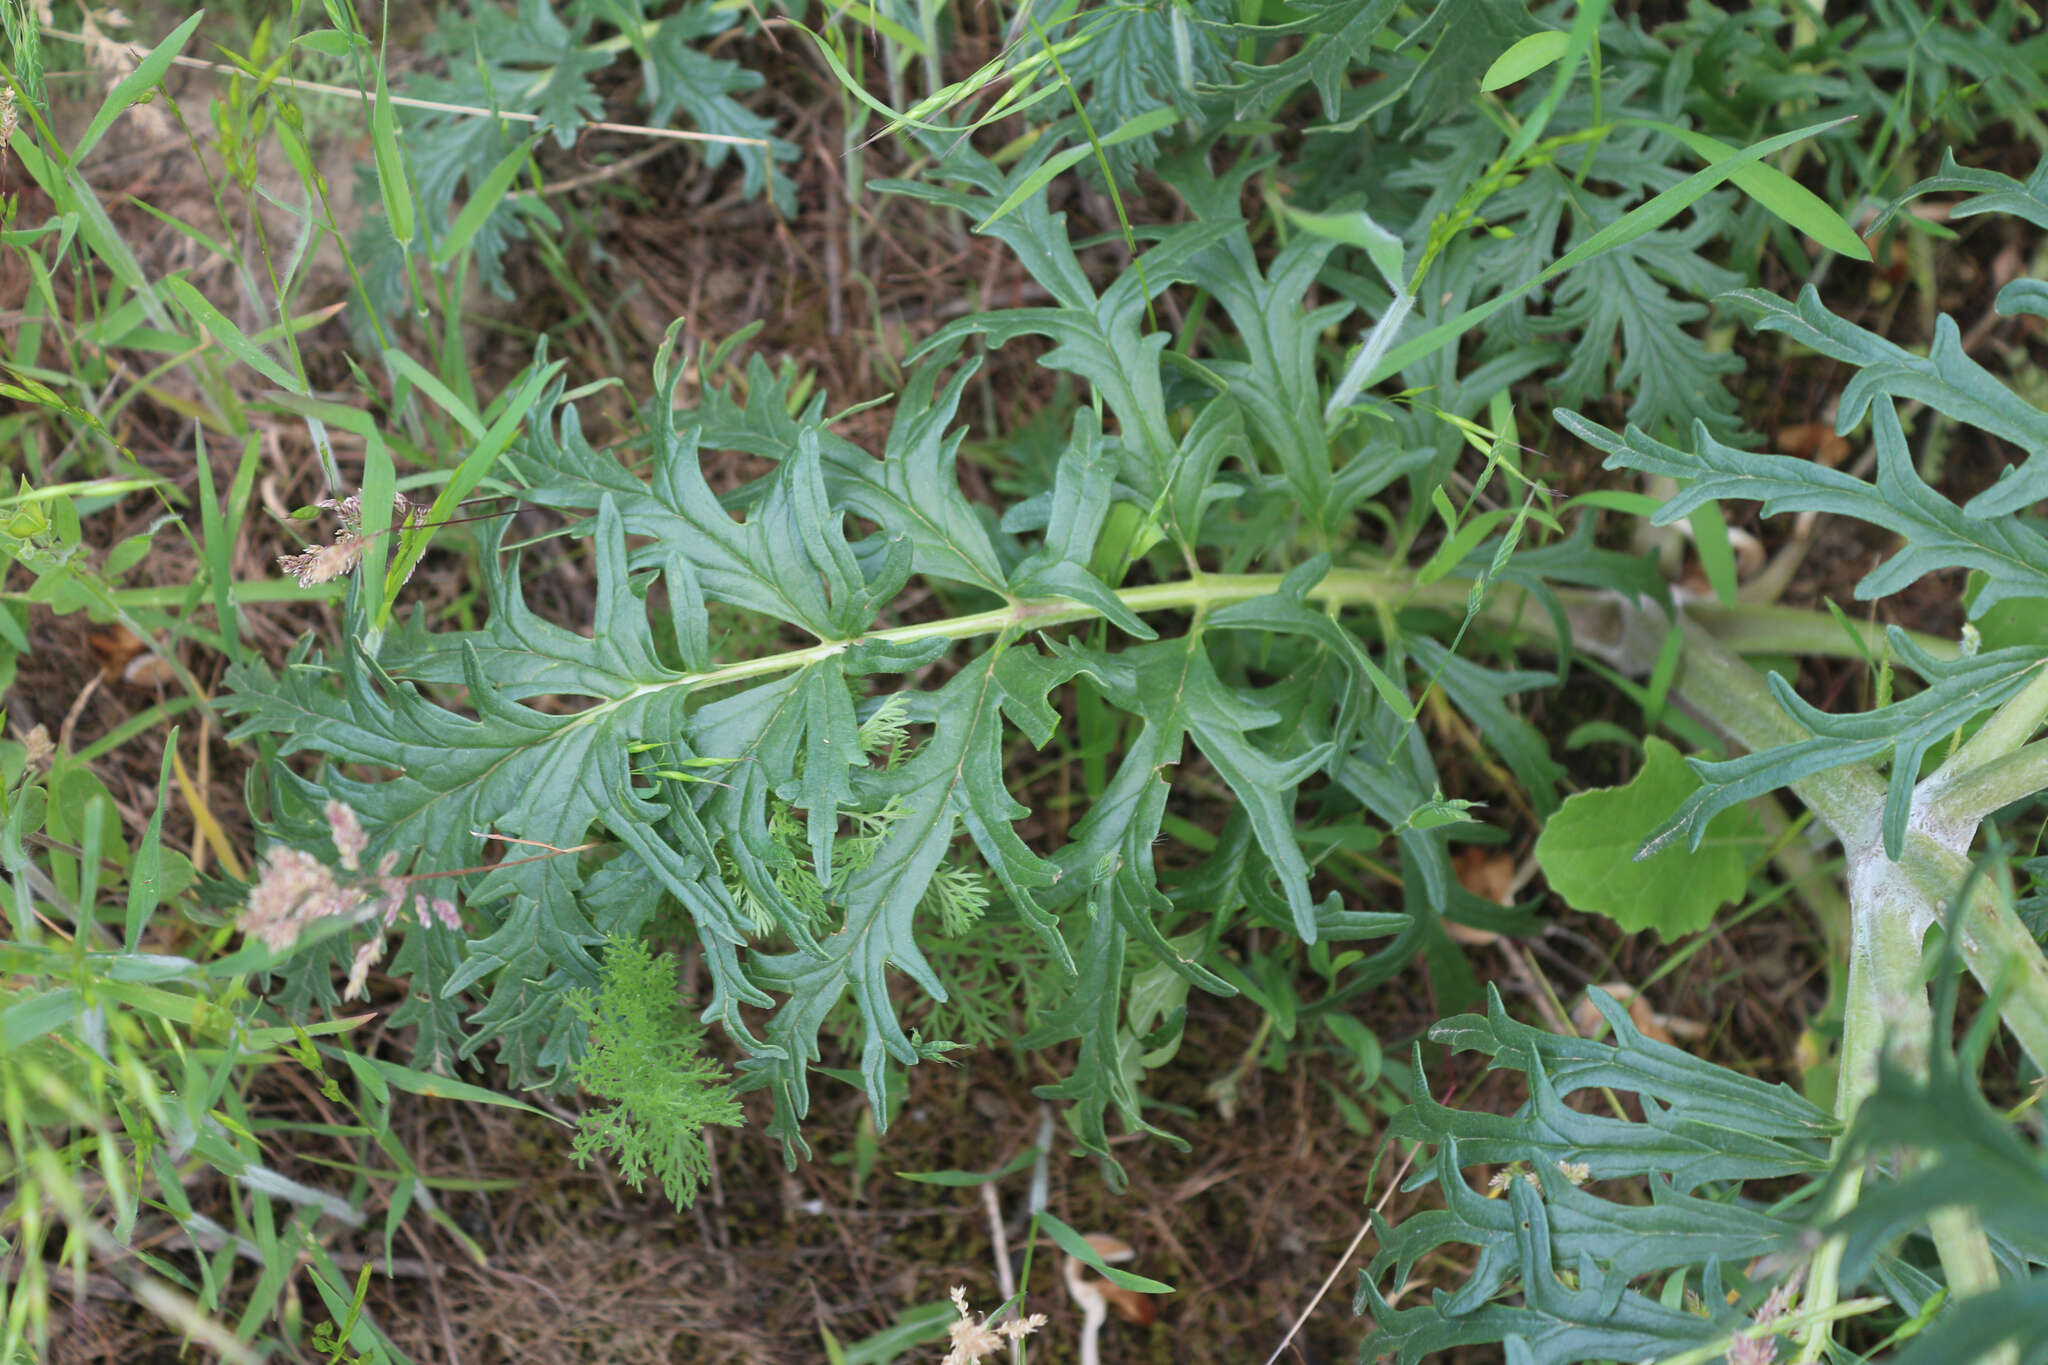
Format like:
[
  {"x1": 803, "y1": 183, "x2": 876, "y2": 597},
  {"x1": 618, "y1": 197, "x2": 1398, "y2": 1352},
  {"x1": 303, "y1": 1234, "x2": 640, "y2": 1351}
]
[
  {"x1": 371, "y1": 66, "x2": 417, "y2": 246},
  {"x1": 376, "y1": 359, "x2": 563, "y2": 626},
  {"x1": 1361, "y1": 117, "x2": 1855, "y2": 393},
  {"x1": 124, "y1": 732, "x2": 179, "y2": 950},
  {"x1": 434, "y1": 132, "x2": 540, "y2": 266},
  {"x1": 74, "y1": 12, "x2": 205, "y2": 162},
  {"x1": 1482, "y1": 31, "x2": 1569, "y2": 91},
  {"x1": 162, "y1": 277, "x2": 303, "y2": 393}
]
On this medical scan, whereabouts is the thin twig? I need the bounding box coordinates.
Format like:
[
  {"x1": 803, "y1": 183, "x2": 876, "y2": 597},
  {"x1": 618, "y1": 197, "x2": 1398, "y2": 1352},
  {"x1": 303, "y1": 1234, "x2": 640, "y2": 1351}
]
[
  {"x1": 981, "y1": 1180, "x2": 1026, "y2": 1365},
  {"x1": 40, "y1": 26, "x2": 770, "y2": 148},
  {"x1": 1262, "y1": 1107, "x2": 1429, "y2": 1365},
  {"x1": 508, "y1": 141, "x2": 673, "y2": 200},
  {"x1": 466, "y1": 833, "x2": 602, "y2": 858}
]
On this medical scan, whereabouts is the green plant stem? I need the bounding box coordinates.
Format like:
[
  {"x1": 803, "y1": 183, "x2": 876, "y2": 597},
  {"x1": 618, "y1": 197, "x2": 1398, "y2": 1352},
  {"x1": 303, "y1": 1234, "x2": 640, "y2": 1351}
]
[
  {"x1": 1671, "y1": 619, "x2": 2048, "y2": 1069},
  {"x1": 1798, "y1": 867, "x2": 1927, "y2": 1362},
  {"x1": 633, "y1": 570, "x2": 1949, "y2": 704},
  {"x1": 1798, "y1": 881, "x2": 2009, "y2": 1365},
  {"x1": 1672, "y1": 618, "x2": 2038, "y2": 1364},
  {"x1": 1931, "y1": 659, "x2": 2048, "y2": 782},
  {"x1": 1925, "y1": 1206, "x2": 2012, "y2": 1365},
  {"x1": 1850, "y1": 865, "x2": 2012, "y2": 1360},
  {"x1": 1928, "y1": 738, "x2": 2048, "y2": 833},
  {"x1": 1896, "y1": 834, "x2": 2048, "y2": 1072},
  {"x1": 1689, "y1": 603, "x2": 1957, "y2": 665},
  {"x1": 1754, "y1": 795, "x2": 1849, "y2": 1089}
]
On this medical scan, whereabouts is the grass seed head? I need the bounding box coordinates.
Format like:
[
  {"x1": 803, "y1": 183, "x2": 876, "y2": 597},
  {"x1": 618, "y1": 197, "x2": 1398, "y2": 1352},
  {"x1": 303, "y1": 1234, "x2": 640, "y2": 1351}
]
[
  {"x1": 239, "y1": 846, "x2": 366, "y2": 951},
  {"x1": 941, "y1": 1286, "x2": 1046, "y2": 1365}
]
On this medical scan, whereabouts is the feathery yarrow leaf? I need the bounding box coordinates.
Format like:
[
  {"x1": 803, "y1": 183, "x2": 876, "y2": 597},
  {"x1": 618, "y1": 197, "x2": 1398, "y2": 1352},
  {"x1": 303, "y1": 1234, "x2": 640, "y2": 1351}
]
[{"x1": 568, "y1": 935, "x2": 742, "y2": 1209}]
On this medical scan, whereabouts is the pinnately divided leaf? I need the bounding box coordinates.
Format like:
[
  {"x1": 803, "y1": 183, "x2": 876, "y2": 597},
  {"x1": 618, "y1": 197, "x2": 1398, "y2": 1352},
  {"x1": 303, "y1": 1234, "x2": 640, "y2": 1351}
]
[
  {"x1": 1632, "y1": 631, "x2": 2043, "y2": 861},
  {"x1": 1561, "y1": 401, "x2": 2048, "y2": 616},
  {"x1": 1358, "y1": 987, "x2": 1838, "y2": 1364},
  {"x1": 359, "y1": 0, "x2": 795, "y2": 302},
  {"x1": 1357, "y1": 1179, "x2": 1732, "y2": 1365},
  {"x1": 1407, "y1": 987, "x2": 1835, "y2": 1189},
  {"x1": 228, "y1": 497, "x2": 710, "y2": 1078},
  {"x1": 1897, "y1": 147, "x2": 2048, "y2": 234},
  {"x1": 1722, "y1": 283, "x2": 2048, "y2": 516},
  {"x1": 229, "y1": 314, "x2": 1400, "y2": 1171}
]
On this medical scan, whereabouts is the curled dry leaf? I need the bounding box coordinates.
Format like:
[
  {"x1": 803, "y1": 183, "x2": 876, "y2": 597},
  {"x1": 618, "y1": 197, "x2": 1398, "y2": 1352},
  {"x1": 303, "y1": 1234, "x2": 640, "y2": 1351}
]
[{"x1": 1063, "y1": 1231, "x2": 1155, "y2": 1365}]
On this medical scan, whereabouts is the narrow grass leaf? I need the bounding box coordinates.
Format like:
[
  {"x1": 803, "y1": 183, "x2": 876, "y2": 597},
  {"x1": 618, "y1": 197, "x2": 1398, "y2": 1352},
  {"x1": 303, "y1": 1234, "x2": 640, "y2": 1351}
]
[
  {"x1": 1689, "y1": 502, "x2": 1738, "y2": 607},
  {"x1": 1, "y1": 987, "x2": 82, "y2": 1050},
  {"x1": 1366, "y1": 119, "x2": 1854, "y2": 389},
  {"x1": 74, "y1": 12, "x2": 204, "y2": 162},
  {"x1": 1418, "y1": 508, "x2": 1513, "y2": 586},
  {"x1": 293, "y1": 29, "x2": 359, "y2": 57},
  {"x1": 1037, "y1": 1211, "x2": 1175, "y2": 1293},
  {"x1": 797, "y1": 18, "x2": 1076, "y2": 137},
  {"x1": 188, "y1": 429, "x2": 260, "y2": 664},
  {"x1": 352, "y1": 1054, "x2": 563, "y2": 1120},
  {"x1": 64, "y1": 166, "x2": 168, "y2": 326},
  {"x1": 1642, "y1": 624, "x2": 1683, "y2": 735},
  {"x1": 1482, "y1": 31, "x2": 1569, "y2": 91},
  {"x1": 372, "y1": 66, "x2": 416, "y2": 246},
  {"x1": 124, "y1": 732, "x2": 177, "y2": 950},
  {"x1": 383, "y1": 348, "x2": 486, "y2": 440},
  {"x1": 122, "y1": 195, "x2": 234, "y2": 261},
  {"x1": 436, "y1": 133, "x2": 541, "y2": 266},
  {"x1": 1498, "y1": 0, "x2": 1606, "y2": 166},
  {"x1": 975, "y1": 107, "x2": 1180, "y2": 230},
  {"x1": 357, "y1": 413, "x2": 397, "y2": 628},
  {"x1": 977, "y1": 143, "x2": 1094, "y2": 230},
  {"x1": 378, "y1": 360, "x2": 562, "y2": 625},
  {"x1": 162, "y1": 277, "x2": 302, "y2": 393},
  {"x1": 832, "y1": 1301, "x2": 958, "y2": 1364},
  {"x1": 340, "y1": 1050, "x2": 391, "y2": 1105},
  {"x1": 1562, "y1": 490, "x2": 1664, "y2": 517},
  {"x1": 1282, "y1": 204, "x2": 1404, "y2": 290},
  {"x1": 1635, "y1": 120, "x2": 1870, "y2": 261},
  {"x1": 895, "y1": 1147, "x2": 1041, "y2": 1185},
  {"x1": 238, "y1": 1014, "x2": 373, "y2": 1049},
  {"x1": 824, "y1": 0, "x2": 928, "y2": 54}
]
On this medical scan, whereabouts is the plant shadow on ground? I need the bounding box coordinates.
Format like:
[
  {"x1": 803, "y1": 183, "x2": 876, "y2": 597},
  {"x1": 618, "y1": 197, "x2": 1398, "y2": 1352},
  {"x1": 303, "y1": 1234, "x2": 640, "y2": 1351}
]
[{"x1": 19, "y1": 7, "x2": 2046, "y2": 1364}]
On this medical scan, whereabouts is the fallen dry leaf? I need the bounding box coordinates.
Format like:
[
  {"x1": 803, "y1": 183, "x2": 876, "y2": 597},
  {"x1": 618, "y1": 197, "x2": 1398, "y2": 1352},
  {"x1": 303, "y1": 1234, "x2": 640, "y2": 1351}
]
[
  {"x1": 88, "y1": 626, "x2": 145, "y2": 681},
  {"x1": 1775, "y1": 421, "x2": 1852, "y2": 468},
  {"x1": 1572, "y1": 982, "x2": 1707, "y2": 1047},
  {"x1": 90, "y1": 626, "x2": 177, "y2": 687},
  {"x1": 1454, "y1": 845, "x2": 1516, "y2": 905}
]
